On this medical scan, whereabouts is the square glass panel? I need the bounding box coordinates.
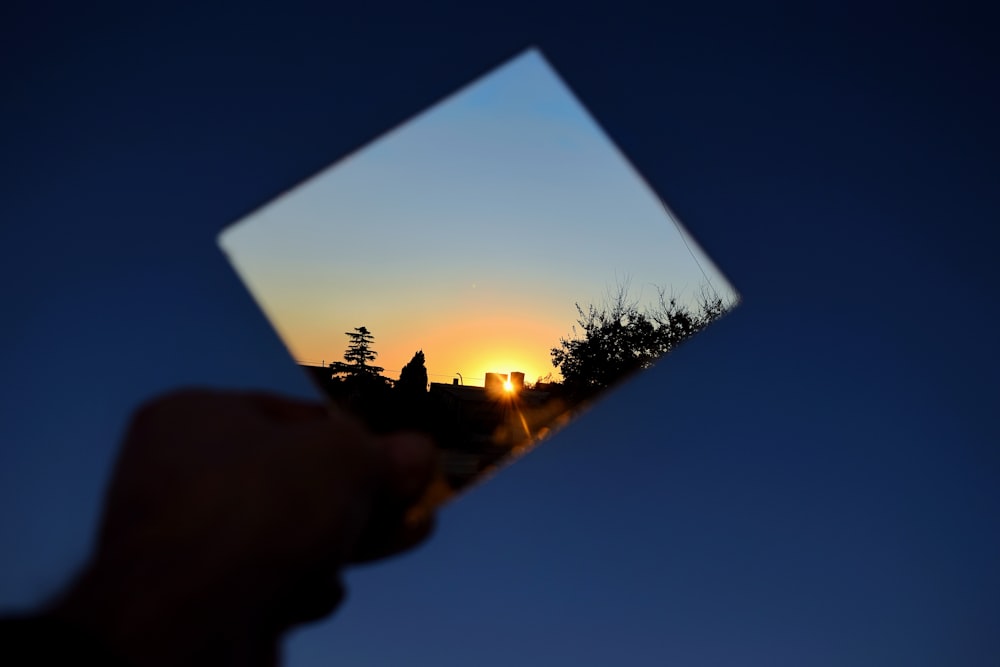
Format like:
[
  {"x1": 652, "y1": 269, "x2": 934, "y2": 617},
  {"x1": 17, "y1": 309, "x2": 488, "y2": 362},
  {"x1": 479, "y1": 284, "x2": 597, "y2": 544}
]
[{"x1": 219, "y1": 48, "x2": 738, "y2": 507}]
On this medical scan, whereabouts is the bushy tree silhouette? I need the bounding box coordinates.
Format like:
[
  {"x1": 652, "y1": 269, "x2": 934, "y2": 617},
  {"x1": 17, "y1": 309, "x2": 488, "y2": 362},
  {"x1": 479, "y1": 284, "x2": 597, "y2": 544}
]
[
  {"x1": 392, "y1": 350, "x2": 431, "y2": 433},
  {"x1": 396, "y1": 350, "x2": 428, "y2": 395},
  {"x1": 551, "y1": 284, "x2": 731, "y2": 399}
]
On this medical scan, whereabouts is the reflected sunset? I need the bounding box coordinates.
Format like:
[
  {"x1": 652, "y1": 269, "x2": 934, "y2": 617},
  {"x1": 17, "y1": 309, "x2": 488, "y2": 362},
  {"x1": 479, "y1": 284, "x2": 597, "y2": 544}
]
[{"x1": 219, "y1": 47, "x2": 738, "y2": 505}]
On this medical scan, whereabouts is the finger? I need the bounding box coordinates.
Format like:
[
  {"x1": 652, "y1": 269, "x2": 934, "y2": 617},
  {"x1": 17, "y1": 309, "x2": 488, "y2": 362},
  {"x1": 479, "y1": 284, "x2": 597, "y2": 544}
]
[
  {"x1": 390, "y1": 510, "x2": 437, "y2": 556},
  {"x1": 242, "y1": 392, "x2": 329, "y2": 423},
  {"x1": 269, "y1": 570, "x2": 346, "y2": 629},
  {"x1": 381, "y1": 432, "x2": 438, "y2": 503},
  {"x1": 348, "y1": 508, "x2": 436, "y2": 564},
  {"x1": 343, "y1": 432, "x2": 437, "y2": 563}
]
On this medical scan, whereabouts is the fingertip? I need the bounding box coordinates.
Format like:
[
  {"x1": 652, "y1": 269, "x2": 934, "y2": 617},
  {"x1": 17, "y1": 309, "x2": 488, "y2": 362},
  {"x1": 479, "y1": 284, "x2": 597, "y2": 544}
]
[
  {"x1": 347, "y1": 506, "x2": 437, "y2": 564},
  {"x1": 274, "y1": 572, "x2": 346, "y2": 628}
]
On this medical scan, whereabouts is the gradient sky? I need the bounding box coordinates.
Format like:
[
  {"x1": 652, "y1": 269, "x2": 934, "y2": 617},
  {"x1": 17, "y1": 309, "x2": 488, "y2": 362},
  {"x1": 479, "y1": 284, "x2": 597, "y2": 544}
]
[{"x1": 219, "y1": 49, "x2": 736, "y2": 386}]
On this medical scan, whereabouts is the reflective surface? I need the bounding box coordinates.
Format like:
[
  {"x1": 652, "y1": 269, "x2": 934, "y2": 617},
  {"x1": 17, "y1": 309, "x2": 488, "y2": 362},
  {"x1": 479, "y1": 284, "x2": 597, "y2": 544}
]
[{"x1": 218, "y1": 48, "x2": 738, "y2": 504}]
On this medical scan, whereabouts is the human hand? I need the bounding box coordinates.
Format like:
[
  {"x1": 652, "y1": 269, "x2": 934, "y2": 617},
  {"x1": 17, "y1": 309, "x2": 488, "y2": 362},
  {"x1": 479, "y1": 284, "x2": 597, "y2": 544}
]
[{"x1": 47, "y1": 389, "x2": 438, "y2": 667}]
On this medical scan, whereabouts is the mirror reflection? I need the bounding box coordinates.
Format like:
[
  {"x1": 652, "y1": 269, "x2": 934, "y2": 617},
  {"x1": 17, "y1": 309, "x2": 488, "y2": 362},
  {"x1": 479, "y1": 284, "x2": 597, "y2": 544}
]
[{"x1": 218, "y1": 48, "x2": 738, "y2": 506}]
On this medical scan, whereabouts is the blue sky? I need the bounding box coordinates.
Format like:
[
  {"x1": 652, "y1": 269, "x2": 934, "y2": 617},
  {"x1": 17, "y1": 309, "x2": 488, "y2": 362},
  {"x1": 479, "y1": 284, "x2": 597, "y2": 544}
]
[
  {"x1": 220, "y1": 49, "x2": 737, "y2": 385},
  {"x1": 2, "y1": 6, "x2": 997, "y2": 667}
]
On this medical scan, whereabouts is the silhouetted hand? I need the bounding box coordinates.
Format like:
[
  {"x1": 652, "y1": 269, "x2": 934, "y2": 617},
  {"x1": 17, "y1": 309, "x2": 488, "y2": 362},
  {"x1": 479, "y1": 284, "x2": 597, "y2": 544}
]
[{"x1": 44, "y1": 389, "x2": 438, "y2": 667}]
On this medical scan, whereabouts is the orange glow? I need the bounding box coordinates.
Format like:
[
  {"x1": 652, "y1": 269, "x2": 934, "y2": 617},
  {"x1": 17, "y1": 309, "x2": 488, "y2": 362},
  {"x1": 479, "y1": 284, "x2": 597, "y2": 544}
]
[
  {"x1": 286, "y1": 310, "x2": 566, "y2": 387},
  {"x1": 385, "y1": 317, "x2": 562, "y2": 386},
  {"x1": 503, "y1": 379, "x2": 514, "y2": 393}
]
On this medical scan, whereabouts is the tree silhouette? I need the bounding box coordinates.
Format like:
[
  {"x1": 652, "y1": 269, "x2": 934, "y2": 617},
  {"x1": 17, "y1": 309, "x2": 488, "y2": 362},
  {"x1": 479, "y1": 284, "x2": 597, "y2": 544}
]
[
  {"x1": 392, "y1": 350, "x2": 431, "y2": 433},
  {"x1": 337, "y1": 326, "x2": 384, "y2": 376},
  {"x1": 396, "y1": 350, "x2": 428, "y2": 395},
  {"x1": 551, "y1": 283, "x2": 730, "y2": 399}
]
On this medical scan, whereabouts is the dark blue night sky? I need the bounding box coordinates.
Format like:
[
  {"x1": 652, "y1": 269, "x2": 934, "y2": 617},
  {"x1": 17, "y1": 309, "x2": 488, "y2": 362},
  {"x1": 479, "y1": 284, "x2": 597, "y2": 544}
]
[{"x1": 2, "y1": 3, "x2": 997, "y2": 665}]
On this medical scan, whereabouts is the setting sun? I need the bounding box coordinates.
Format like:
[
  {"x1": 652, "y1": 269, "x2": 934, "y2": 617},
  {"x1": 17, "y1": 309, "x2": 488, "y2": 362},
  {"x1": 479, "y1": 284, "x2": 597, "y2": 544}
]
[{"x1": 503, "y1": 379, "x2": 514, "y2": 393}]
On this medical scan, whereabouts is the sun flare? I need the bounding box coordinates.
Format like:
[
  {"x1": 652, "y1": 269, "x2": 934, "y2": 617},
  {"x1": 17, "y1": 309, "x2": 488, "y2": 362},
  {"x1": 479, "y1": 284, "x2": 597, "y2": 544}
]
[{"x1": 503, "y1": 379, "x2": 514, "y2": 393}]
